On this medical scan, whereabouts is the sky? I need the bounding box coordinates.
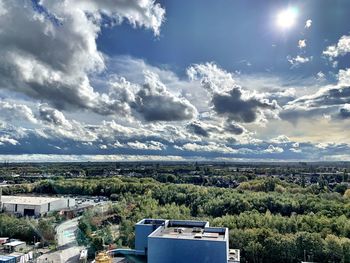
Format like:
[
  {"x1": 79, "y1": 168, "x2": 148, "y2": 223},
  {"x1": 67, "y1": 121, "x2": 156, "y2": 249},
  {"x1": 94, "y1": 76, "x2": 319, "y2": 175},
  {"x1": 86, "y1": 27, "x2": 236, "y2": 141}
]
[{"x1": 0, "y1": 0, "x2": 350, "y2": 162}]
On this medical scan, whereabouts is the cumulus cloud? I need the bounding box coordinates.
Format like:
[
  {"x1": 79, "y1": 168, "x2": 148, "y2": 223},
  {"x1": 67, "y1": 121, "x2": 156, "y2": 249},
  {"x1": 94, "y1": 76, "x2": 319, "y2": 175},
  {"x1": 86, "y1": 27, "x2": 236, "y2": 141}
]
[
  {"x1": 0, "y1": 135, "x2": 19, "y2": 146},
  {"x1": 298, "y1": 39, "x2": 307, "y2": 49},
  {"x1": 0, "y1": 101, "x2": 37, "y2": 124},
  {"x1": 339, "y1": 104, "x2": 350, "y2": 119},
  {"x1": 264, "y1": 145, "x2": 284, "y2": 153},
  {"x1": 288, "y1": 55, "x2": 312, "y2": 67},
  {"x1": 323, "y1": 35, "x2": 350, "y2": 58},
  {"x1": 187, "y1": 121, "x2": 210, "y2": 137},
  {"x1": 127, "y1": 140, "x2": 166, "y2": 151},
  {"x1": 187, "y1": 63, "x2": 236, "y2": 93},
  {"x1": 187, "y1": 63, "x2": 279, "y2": 124},
  {"x1": 270, "y1": 135, "x2": 290, "y2": 144},
  {"x1": 212, "y1": 87, "x2": 278, "y2": 123},
  {"x1": 286, "y1": 86, "x2": 350, "y2": 109},
  {"x1": 39, "y1": 104, "x2": 72, "y2": 128},
  {"x1": 0, "y1": 0, "x2": 165, "y2": 118},
  {"x1": 224, "y1": 121, "x2": 245, "y2": 135},
  {"x1": 131, "y1": 71, "x2": 197, "y2": 121},
  {"x1": 69, "y1": 0, "x2": 165, "y2": 35},
  {"x1": 175, "y1": 142, "x2": 234, "y2": 154},
  {"x1": 281, "y1": 68, "x2": 350, "y2": 122},
  {"x1": 305, "y1": 19, "x2": 312, "y2": 28}
]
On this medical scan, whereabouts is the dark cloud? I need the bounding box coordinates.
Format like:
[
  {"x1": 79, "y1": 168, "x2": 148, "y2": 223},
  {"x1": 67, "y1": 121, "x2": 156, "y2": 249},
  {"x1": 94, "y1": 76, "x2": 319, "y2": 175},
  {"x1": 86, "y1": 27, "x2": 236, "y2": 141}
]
[
  {"x1": 224, "y1": 121, "x2": 244, "y2": 135},
  {"x1": 187, "y1": 121, "x2": 210, "y2": 137},
  {"x1": 339, "y1": 106, "x2": 350, "y2": 119},
  {"x1": 38, "y1": 105, "x2": 71, "y2": 127},
  {"x1": 131, "y1": 73, "x2": 196, "y2": 122},
  {"x1": 281, "y1": 86, "x2": 350, "y2": 122},
  {"x1": 212, "y1": 87, "x2": 276, "y2": 123},
  {"x1": 132, "y1": 92, "x2": 196, "y2": 121},
  {"x1": 291, "y1": 86, "x2": 350, "y2": 108}
]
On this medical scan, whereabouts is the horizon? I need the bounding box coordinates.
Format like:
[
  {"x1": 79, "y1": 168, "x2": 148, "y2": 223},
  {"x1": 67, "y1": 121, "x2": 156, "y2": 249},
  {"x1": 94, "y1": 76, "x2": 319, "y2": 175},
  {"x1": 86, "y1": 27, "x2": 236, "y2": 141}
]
[{"x1": 1, "y1": 0, "x2": 350, "y2": 162}]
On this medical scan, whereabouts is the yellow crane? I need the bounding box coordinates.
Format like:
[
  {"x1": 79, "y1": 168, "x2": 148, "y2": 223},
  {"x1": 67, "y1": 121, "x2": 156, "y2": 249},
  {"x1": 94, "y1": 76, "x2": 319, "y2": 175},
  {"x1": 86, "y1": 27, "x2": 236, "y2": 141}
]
[{"x1": 94, "y1": 252, "x2": 112, "y2": 263}]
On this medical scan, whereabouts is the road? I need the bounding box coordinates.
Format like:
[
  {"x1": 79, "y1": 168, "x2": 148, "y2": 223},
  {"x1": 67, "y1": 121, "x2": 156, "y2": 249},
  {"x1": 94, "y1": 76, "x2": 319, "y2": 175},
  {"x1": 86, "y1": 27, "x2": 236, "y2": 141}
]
[{"x1": 37, "y1": 217, "x2": 84, "y2": 263}]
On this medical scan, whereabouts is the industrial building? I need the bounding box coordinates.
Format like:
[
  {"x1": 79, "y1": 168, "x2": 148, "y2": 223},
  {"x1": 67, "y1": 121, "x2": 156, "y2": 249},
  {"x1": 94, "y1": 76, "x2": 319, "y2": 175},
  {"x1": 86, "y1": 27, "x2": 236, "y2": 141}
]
[
  {"x1": 0, "y1": 195, "x2": 75, "y2": 217},
  {"x1": 109, "y1": 218, "x2": 240, "y2": 263}
]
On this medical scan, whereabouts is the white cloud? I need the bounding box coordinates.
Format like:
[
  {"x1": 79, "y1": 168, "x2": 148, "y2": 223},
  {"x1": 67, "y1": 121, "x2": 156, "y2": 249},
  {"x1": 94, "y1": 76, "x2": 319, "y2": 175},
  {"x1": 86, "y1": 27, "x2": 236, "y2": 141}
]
[
  {"x1": 338, "y1": 68, "x2": 350, "y2": 86},
  {"x1": 0, "y1": 101, "x2": 37, "y2": 124},
  {"x1": 323, "y1": 35, "x2": 350, "y2": 58},
  {"x1": 264, "y1": 145, "x2": 284, "y2": 153},
  {"x1": 0, "y1": 0, "x2": 165, "y2": 118},
  {"x1": 298, "y1": 39, "x2": 307, "y2": 49},
  {"x1": 127, "y1": 141, "x2": 166, "y2": 151},
  {"x1": 270, "y1": 135, "x2": 290, "y2": 144},
  {"x1": 305, "y1": 19, "x2": 312, "y2": 28},
  {"x1": 288, "y1": 55, "x2": 312, "y2": 67},
  {"x1": 0, "y1": 135, "x2": 19, "y2": 146},
  {"x1": 176, "y1": 142, "x2": 234, "y2": 154}
]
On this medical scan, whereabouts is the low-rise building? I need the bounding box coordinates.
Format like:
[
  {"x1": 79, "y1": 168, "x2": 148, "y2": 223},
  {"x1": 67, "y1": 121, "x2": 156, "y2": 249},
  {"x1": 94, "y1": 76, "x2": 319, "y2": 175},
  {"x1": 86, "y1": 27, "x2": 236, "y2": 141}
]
[
  {"x1": 0, "y1": 238, "x2": 9, "y2": 245},
  {"x1": 3, "y1": 241, "x2": 25, "y2": 253},
  {"x1": 0, "y1": 255, "x2": 16, "y2": 263},
  {"x1": 0, "y1": 195, "x2": 75, "y2": 216}
]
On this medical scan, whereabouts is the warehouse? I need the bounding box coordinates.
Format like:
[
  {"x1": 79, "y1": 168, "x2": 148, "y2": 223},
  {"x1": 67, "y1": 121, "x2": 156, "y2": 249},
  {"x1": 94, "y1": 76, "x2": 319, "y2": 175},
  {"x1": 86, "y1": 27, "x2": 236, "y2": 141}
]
[{"x1": 0, "y1": 196, "x2": 75, "y2": 216}]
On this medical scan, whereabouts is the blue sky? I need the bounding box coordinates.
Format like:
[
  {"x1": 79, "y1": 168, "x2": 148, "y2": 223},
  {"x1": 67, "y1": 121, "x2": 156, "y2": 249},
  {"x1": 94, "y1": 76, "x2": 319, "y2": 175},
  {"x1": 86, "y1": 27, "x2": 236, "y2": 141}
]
[{"x1": 0, "y1": 0, "x2": 350, "y2": 162}]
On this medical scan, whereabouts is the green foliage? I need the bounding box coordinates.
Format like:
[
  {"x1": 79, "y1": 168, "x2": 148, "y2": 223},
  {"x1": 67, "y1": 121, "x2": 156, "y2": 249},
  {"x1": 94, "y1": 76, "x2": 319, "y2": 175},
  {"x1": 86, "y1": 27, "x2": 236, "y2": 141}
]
[
  {"x1": 36, "y1": 176, "x2": 350, "y2": 263},
  {"x1": 37, "y1": 219, "x2": 56, "y2": 245},
  {"x1": 0, "y1": 214, "x2": 40, "y2": 242}
]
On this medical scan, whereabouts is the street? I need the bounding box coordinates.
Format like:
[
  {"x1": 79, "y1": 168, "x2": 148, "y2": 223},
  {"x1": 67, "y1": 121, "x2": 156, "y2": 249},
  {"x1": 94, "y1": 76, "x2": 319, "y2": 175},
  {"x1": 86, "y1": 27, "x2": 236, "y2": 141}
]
[{"x1": 37, "y1": 217, "x2": 84, "y2": 263}]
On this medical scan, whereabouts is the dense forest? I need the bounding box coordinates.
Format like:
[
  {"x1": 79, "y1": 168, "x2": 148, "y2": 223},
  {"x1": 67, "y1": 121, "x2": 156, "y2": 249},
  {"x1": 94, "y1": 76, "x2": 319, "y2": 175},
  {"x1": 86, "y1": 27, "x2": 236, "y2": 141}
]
[{"x1": 24, "y1": 176, "x2": 350, "y2": 263}]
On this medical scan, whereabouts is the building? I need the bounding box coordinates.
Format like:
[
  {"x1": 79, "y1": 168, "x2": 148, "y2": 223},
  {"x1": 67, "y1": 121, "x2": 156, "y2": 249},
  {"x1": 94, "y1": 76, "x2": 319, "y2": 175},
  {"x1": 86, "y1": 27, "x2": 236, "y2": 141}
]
[
  {"x1": 0, "y1": 195, "x2": 75, "y2": 216},
  {"x1": 0, "y1": 238, "x2": 9, "y2": 245},
  {"x1": 0, "y1": 255, "x2": 16, "y2": 263},
  {"x1": 3, "y1": 241, "x2": 25, "y2": 253},
  {"x1": 110, "y1": 218, "x2": 239, "y2": 263}
]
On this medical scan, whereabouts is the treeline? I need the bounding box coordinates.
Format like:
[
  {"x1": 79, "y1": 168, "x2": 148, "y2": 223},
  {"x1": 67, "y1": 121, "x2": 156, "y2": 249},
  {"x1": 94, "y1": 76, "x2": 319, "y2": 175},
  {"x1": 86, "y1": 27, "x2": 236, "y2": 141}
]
[
  {"x1": 33, "y1": 177, "x2": 350, "y2": 262},
  {"x1": 212, "y1": 211, "x2": 350, "y2": 238},
  {"x1": 34, "y1": 178, "x2": 350, "y2": 218},
  {"x1": 229, "y1": 228, "x2": 350, "y2": 263}
]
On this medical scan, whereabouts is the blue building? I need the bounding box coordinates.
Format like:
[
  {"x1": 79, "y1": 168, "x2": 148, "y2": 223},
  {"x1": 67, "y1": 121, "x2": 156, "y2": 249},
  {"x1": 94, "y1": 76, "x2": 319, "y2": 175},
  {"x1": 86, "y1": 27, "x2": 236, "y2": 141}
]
[{"x1": 112, "y1": 218, "x2": 239, "y2": 263}]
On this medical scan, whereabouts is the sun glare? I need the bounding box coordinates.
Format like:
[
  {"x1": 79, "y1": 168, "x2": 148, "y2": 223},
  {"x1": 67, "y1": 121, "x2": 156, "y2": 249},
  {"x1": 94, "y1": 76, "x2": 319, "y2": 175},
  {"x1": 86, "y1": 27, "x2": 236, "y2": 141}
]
[{"x1": 277, "y1": 7, "x2": 298, "y2": 29}]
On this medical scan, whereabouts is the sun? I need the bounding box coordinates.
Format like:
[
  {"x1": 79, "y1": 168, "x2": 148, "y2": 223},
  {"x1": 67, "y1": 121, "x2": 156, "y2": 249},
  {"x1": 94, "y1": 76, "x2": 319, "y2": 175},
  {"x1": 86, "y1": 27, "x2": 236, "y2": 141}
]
[{"x1": 276, "y1": 7, "x2": 298, "y2": 29}]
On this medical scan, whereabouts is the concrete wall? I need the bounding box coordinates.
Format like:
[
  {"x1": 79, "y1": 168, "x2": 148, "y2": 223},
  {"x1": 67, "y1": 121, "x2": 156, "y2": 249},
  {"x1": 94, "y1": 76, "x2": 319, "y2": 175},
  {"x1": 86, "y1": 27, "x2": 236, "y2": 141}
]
[
  {"x1": 148, "y1": 237, "x2": 228, "y2": 263},
  {"x1": 135, "y1": 219, "x2": 165, "y2": 254},
  {"x1": 135, "y1": 224, "x2": 155, "y2": 253},
  {"x1": 2, "y1": 203, "x2": 41, "y2": 216}
]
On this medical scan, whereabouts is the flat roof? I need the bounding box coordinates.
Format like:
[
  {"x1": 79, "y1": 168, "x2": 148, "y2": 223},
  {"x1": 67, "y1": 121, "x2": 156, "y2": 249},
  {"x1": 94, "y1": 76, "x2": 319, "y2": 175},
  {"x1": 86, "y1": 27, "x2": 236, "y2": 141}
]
[
  {"x1": 153, "y1": 226, "x2": 226, "y2": 241},
  {"x1": 0, "y1": 255, "x2": 16, "y2": 260},
  {"x1": 1, "y1": 196, "x2": 62, "y2": 205},
  {"x1": 4, "y1": 241, "x2": 25, "y2": 247}
]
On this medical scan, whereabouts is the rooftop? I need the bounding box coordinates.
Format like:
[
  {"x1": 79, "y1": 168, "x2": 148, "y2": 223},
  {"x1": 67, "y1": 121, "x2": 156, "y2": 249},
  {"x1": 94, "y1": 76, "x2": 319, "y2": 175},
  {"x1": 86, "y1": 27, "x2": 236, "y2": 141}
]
[
  {"x1": 4, "y1": 241, "x2": 25, "y2": 247},
  {"x1": 1, "y1": 196, "x2": 62, "y2": 205},
  {"x1": 148, "y1": 220, "x2": 227, "y2": 241}
]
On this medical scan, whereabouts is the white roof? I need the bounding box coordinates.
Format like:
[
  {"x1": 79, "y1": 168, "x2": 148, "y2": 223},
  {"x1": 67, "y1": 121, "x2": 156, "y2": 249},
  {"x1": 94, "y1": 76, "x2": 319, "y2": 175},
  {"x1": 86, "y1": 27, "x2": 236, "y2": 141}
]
[
  {"x1": 5, "y1": 240, "x2": 25, "y2": 247},
  {"x1": 1, "y1": 196, "x2": 62, "y2": 205}
]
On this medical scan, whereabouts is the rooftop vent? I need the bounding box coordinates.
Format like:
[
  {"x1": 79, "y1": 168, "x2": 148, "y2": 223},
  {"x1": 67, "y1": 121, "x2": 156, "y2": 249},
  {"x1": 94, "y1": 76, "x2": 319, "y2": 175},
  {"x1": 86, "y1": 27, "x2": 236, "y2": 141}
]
[
  {"x1": 192, "y1": 227, "x2": 202, "y2": 233},
  {"x1": 194, "y1": 233, "x2": 202, "y2": 239},
  {"x1": 174, "y1": 227, "x2": 185, "y2": 234}
]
